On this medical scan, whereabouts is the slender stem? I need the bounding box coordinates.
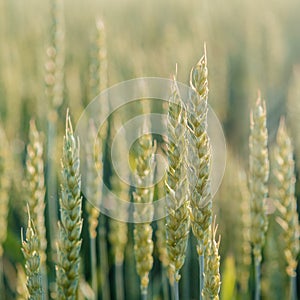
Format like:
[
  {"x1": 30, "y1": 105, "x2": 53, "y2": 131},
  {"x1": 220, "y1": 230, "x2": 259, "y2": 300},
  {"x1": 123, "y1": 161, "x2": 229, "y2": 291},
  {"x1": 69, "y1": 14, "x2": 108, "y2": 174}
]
[
  {"x1": 170, "y1": 281, "x2": 175, "y2": 300},
  {"x1": 0, "y1": 255, "x2": 3, "y2": 297},
  {"x1": 162, "y1": 268, "x2": 170, "y2": 300},
  {"x1": 255, "y1": 261, "x2": 261, "y2": 300},
  {"x1": 290, "y1": 275, "x2": 297, "y2": 300},
  {"x1": 40, "y1": 263, "x2": 48, "y2": 300},
  {"x1": 174, "y1": 280, "x2": 179, "y2": 300},
  {"x1": 98, "y1": 217, "x2": 110, "y2": 300},
  {"x1": 90, "y1": 236, "x2": 98, "y2": 300},
  {"x1": 115, "y1": 261, "x2": 124, "y2": 300},
  {"x1": 46, "y1": 116, "x2": 58, "y2": 285},
  {"x1": 199, "y1": 254, "x2": 204, "y2": 300},
  {"x1": 141, "y1": 290, "x2": 148, "y2": 300}
]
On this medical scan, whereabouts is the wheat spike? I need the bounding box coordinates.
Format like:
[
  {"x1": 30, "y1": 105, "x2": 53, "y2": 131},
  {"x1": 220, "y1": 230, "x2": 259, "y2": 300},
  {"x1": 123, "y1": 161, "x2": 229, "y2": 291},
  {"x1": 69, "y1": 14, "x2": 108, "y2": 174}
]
[
  {"x1": 249, "y1": 93, "x2": 269, "y2": 300},
  {"x1": 202, "y1": 218, "x2": 221, "y2": 300},
  {"x1": 25, "y1": 120, "x2": 47, "y2": 267},
  {"x1": 21, "y1": 208, "x2": 43, "y2": 300},
  {"x1": 45, "y1": 0, "x2": 65, "y2": 111},
  {"x1": 166, "y1": 77, "x2": 190, "y2": 284},
  {"x1": 56, "y1": 112, "x2": 83, "y2": 299},
  {"x1": 85, "y1": 121, "x2": 102, "y2": 240},
  {"x1": 249, "y1": 94, "x2": 269, "y2": 264},
  {"x1": 133, "y1": 119, "x2": 156, "y2": 296},
  {"x1": 236, "y1": 170, "x2": 251, "y2": 293},
  {"x1": 273, "y1": 118, "x2": 299, "y2": 277},
  {"x1": 187, "y1": 49, "x2": 212, "y2": 256}
]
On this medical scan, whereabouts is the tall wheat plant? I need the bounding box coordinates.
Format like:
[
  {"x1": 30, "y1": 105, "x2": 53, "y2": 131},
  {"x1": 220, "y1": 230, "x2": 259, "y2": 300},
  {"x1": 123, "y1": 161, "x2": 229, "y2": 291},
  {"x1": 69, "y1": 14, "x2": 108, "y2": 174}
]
[{"x1": 249, "y1": 94, "x2": 269, "y2": 300}]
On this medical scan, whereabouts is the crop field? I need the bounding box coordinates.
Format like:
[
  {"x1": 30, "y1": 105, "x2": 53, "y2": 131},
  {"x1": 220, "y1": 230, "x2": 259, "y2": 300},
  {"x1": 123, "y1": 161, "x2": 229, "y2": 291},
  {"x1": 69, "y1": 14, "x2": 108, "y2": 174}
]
[{"x1": 0, "y1": 0, "x2": 300, "y2": 299}]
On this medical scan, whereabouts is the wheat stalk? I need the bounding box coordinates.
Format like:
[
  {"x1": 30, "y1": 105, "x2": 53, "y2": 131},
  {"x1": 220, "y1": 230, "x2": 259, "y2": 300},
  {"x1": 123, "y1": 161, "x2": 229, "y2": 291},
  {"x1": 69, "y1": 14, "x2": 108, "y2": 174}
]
[
  {"x1": 236, "y1": 170, "x2": 251, "y2": 293},
  {"x1": 132, "y1": 118, "x2": 156, "y2": 299},
  {"x1": 273, "y1": 118, "x2": 299, "y2": 300},
  {"x1": 0, "y1": 124, "x2": 10, "y2": 295},
  {"x1": 108, "y1": 114, "x2": 130, "y2": 300},
  {"x1": 55, "y1": 112, "x2": 83, "y2": 299},
  {"x1": 25, "y1": 120, "x2": 48, "y2": 295},
  {"x1": 187, "y1": 48, "x2": 212, "y2": 300},
  {"x1": 85, "y1": 120, "x2": 102, "y2": 300},
  {"x1": 88, "y1": 19, "x2": 111, "y2": 300},
  {"x1": 21, "y1": 208, "x2": 43, "y2": 300},
  {"x1": 165, "y1": 76, "x2": 190, "y2": 300},
  {"x1": 44, "y1": 0, "x2": 65, "y2": 256},
  {"x1": 249, "y1": 93, "x2": 269, "y2": 300}
]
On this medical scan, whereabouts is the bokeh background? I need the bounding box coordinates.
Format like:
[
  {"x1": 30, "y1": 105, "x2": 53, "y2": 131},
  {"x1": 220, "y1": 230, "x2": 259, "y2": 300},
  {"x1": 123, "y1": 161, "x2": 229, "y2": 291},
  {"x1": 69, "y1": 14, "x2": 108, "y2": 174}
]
[{"x1": 1, "y1": 0, "x2": 300, "y2": 299}]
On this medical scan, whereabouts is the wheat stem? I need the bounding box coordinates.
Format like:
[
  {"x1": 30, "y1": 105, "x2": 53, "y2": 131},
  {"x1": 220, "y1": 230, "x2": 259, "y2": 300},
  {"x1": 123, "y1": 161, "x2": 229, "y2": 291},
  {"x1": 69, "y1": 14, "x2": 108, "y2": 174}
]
[
  {"x1": 45, "y1": 0, "x2": 65, "y2": 260},
  {"x1": 174, "y1": 280, "x2": 179, "y2": 300},
  {"x1": 199, "y1": 254, "x2": 204, "y2": 300},
  {"x1": 108, "y1": 114, "x2": 130, "y2": 300},
  {"x1": 0, "y1": 125, "x2": 9, "y2": 297},
  {"x1": 98, "y1": 221, "x2": 111, "y2": 300},
  {"x1": 255, "y1": 262, "x2": 260, "y2": 300},
  {"x1": 290, "y1": 275, "x2": 297, "y2": 300},
  {"x1": 85, "y1": 121, "x2": 103, "y2": 300}
]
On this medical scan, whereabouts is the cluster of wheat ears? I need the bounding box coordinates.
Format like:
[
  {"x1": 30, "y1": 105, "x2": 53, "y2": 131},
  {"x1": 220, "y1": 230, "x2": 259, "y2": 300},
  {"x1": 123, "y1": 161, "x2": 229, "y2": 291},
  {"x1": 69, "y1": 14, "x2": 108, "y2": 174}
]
[{"x1": 0, "y1": 1, "x2": 299, "y2": 300}]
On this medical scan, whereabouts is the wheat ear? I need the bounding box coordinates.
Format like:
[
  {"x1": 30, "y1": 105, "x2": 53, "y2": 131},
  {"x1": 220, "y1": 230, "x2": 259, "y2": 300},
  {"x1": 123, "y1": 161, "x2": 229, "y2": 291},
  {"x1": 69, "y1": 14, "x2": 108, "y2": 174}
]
[
  {"x1": 236, "y1": 170, "x2": 251, "y2": 293},
  {"x1": 187, "y1": 48, "x2": 212, "y2": 300},
  {"x1": 249, "y1": 93, "x2": 269, "y2": 300},
  {"x1": 202, "y1": 218, "x2": 221, "y2": 300},
  {"x1": 133, "y1": 119, "x2": 156, "y2": 299},
  {"x1": 21, "y1": 207, "x2": 43, "y2": 300},
  {"x1": 165, "y1": 76, "x2": 190, "y2": 300},
  {"x1": 56, "y1": 112, "x2": 83, "y2": 299},
  {"x1": 273, "y1": 118, "x2": 299, "y2": 300},
  {"x1": 25, "y1": 120, "x2": 48, "y2": 294}
]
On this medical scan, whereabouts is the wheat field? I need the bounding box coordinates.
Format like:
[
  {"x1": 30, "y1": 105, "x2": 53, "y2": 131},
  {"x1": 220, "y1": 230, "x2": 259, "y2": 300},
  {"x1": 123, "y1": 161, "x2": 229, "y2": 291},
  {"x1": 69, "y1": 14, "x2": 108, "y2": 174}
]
[{"x1": 0, "y1": 0, "x2": 300, "y2": 299}]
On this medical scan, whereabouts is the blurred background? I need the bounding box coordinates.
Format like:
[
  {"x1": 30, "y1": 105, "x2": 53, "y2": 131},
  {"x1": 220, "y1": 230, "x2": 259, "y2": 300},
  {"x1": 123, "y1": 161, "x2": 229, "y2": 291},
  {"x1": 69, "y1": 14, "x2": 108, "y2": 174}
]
[{"x1": 1, "y1": 0, "x2": 300, "y2": 299}]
